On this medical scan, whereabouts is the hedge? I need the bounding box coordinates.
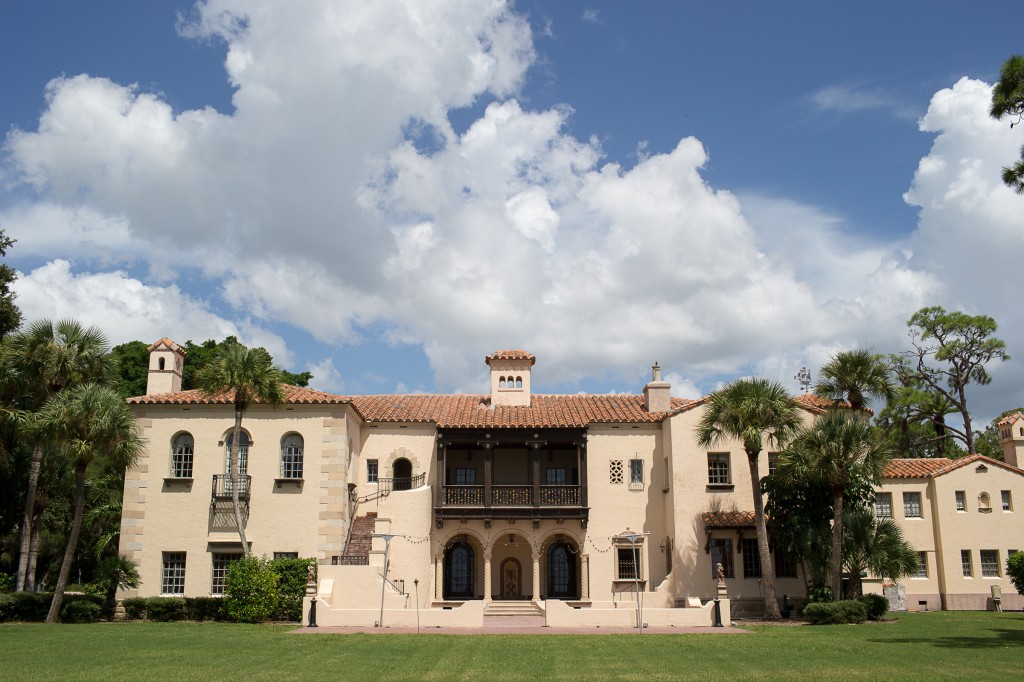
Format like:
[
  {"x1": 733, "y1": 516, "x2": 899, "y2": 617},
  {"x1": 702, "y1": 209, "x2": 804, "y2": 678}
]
[
  {"x1": 61, "y1": 600, "x2": 102, "y2": 623},
  {"x1": 802, "y1": 599, "x2": 868, "y2": 625},
  {"x1": 859, "y1": 593, "x2": 889, "y2": 621},
  {"x1": 0, "y1": 592, "x2": 103, "y2": 622}
]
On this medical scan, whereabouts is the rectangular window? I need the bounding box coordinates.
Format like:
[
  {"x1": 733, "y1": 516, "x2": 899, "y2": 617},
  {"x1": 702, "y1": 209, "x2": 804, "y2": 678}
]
[
  {"x1": 367, "y1": 459, "x2": 378, "y2": 483},
  {"x1": 710, "y1": 538, "x2": 734, "y2": 579},
  {"x1": 455, "y1": 467, "x2": 476, "y2": 484},
  {"x1": 914, "y1": 552, "x2": 928, "y2": 578},
  {"x1": 171, "y1": 451, "x2": 193, "y2": 479},
  {"x1": 774, "y1": 547, "x2": 798, "y2": 579},
  {"x1": 211, "y1": 553, "x2": 241, "y2": 595},
  {"x1": 767, "y1": 452, "x2": 780, "y2": 477},
  {"x1": 546, "y1": 467, "x2": 566, "y2": 484},
  {"x1": 1002, "y1": 490, "x2": 1013, "y2": 511},
  {"x1": 980, "y1": 550, "x2": 1000, "y2": 577},
  {"x1": 874, "y1": 492, "x2": 892, "y2": 518},
  {"x1": 281, "y1": 436, "x2": 303, "y2": 479},
  {"x1": 616, "y1": 547, "x2": 641, "y2": 580},
  {"x1": 961, "y1": 550, "x2": 972, "y2": 577},
  {"x1": 708, "y1": 453, "x2": 731, "y2": 486},
  {"x1": 162, "y1": 552, "x2": 186, "y2": 595},
  {"x1": 741, "y1": 538, "x2": 761, "y2": 578},
  {"x1": 629, "y1": 459, "x2": 644, "y2": 485},
  {"x1": 273, "y1": 552, "x2": 299, "y2": 560},
  {"x1": 903, "y1": 492, "x2": 922, "y2": 518},
  {"x1": 955, "y1": 490, "x2": 966, "y2": 512}
]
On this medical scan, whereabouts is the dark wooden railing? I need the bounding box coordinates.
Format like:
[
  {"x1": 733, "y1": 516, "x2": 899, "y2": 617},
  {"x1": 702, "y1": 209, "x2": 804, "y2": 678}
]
[
  {"x1": 445, "y1": 485, "x2": 484, "y2": 505},
  {"x1": 212, "y1": 474, "x2": 251, "y2": 500},
  {"x1": 441, "y1": 484, "x2": 582, "y2": 507}
]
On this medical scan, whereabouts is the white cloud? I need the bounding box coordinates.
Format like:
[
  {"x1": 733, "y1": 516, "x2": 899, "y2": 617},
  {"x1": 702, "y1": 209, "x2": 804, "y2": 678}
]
[
  {"x1": 582, "y1": 9, "x2": 601, "y2": 25},
  {"x1": 306, "y1": 357, "x2": 345, "y2": 394},
  {"x1": 809, "y1": 83, "x2": 918, "y2": 120}
]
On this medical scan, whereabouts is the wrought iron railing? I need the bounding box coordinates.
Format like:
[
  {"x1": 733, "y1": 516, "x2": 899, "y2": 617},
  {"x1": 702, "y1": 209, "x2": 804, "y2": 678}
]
[
  {"x1": 378, "y1": 472, "x2": 426, "y2": 492},
  {"x1": 212, "y1": 474, "x2": 251, "y2": 500},
  {"x1": 333, "y1": 555, "x2": 369, "y2": 566},
  {"x1": 445, "y1": 485, "x2": 484, "y2": 505}
]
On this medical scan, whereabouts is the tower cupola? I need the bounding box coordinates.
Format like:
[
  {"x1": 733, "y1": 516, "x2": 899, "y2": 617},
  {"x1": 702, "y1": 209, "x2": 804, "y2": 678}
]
[
  {"x1": 486, "y1": 350, "x2": 536, "y2": 407},
  {"x1": 146, "y1": 338, "x2": 185, "y2": 395}
]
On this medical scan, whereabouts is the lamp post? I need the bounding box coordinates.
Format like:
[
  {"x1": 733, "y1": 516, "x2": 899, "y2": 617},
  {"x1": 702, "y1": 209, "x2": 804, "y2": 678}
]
[
  {"x1": 414, "y1": 578, "x2": 420, "y2": 634},
  {"x1": 373, "y1": 533, "x2": 406, "y2": 628},
  {"x1": 620, "y1": 531, "x2": 649, "y2": 631}
]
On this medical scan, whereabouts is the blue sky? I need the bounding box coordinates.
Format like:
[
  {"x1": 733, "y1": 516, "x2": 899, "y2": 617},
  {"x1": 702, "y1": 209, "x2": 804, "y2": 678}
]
[{"x1": 1, "y1": 1, "x2": 1022, "y2": 425}]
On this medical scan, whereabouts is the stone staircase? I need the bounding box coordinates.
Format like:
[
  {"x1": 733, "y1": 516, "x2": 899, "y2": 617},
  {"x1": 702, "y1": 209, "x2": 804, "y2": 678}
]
[
  {"x1": 483, "y1": 600, "x2": 545, "y2": 627},
  {"x1": 338, "y1": 512, "x2": 377, "y2": 564}
]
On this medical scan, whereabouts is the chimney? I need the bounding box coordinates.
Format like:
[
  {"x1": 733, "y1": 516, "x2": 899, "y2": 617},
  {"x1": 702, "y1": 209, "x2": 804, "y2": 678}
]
[
  {"x1": 146, "y1": 338, "x2": 185, "y2": 395},
  {"x1": 486, "y1": 350, "x2": 536, "y2": 407},
  {"x1": 643, "y1": 362, "x2": 671, "y2": 412}
]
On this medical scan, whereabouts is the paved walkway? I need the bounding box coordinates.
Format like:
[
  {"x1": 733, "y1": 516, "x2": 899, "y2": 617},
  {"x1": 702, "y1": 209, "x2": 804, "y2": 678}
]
[{"x1": 292, "y1": 624, "x2": 749, "y2": 635}]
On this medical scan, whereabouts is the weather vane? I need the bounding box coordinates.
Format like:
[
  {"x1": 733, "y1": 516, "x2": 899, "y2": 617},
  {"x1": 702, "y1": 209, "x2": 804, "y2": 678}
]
[{"x1": 795, "y1": 367, "x2": 811, "y2": 393}]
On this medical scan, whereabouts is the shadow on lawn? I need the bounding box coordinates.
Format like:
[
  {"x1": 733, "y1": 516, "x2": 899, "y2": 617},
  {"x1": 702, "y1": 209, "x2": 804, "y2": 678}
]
[{"x1": 868, "y1": 628, "x2": 1024, "y2": 649}]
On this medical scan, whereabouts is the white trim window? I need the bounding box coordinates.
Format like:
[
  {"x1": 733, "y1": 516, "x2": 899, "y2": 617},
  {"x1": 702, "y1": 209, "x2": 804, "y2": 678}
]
[
  {"x1": 281, "y1": 434, "x2": 303, "y2": 479},
  {"x1": 162, "y1": 552, "x2": 186, "y2": 595},
  {"x1": 170, "y1": 433, "x2": 194, "y2": 478},
  {"x1": 903, "y1": 492, "x2": 922, "y2": 518},
  {"x1": 980, "y1": 550, "x2": 1000, "y2": 578},
  {"x1": 1002, "y1": 490, "x2": 1013, "y2": 512},
  {"x1": 914, "y1": 552, "x2": 928, "y2": 578},
  {"x1": 955, "y1": 490, "x2": 966, "y2": 512},
  {"x1": 707, "y1": 453, "x2": 731, "y2": 486},
  {"x1": 874, "y1": 492, "x2": 893, "y2": 518},
  {"x1": 211, "y1": 553, "x2": 241, "y2": 595},
  {"x1": 367, "y1": 459, "x2": 379, "y2": 483},
  {"x1": 961, "y1": 550, "x2": 972, "y2": 577}
]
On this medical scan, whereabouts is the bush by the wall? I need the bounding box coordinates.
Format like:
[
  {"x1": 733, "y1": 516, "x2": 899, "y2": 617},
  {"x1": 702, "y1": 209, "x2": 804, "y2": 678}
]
[
  {"x1": 61, "y1": 600, "x2": 102, "y2": 624},
  {"x1": 185, "y1": 596, "x2": 226, "y2": 621},
  {"x1": 804, "y1": 585, "x2": 833, "y2": 605},
  {"x1": 122, "y1": 597, "x2": 147, "y2": 620},
  {"x1": 859, "y1": 594, "x2": 889, "y2": 621},
  {"x1": 0, "y1": 592, "x2": 102, "y2": 622},
  {"x1": 224, "y1": 556, "x2": 280, "y2": 623},
  {"x1": 803, "y1": 599, "x2": 868, "y2": 625},
  {"x1": 0, "y1": 573, "x2": 14, "y2": 592},
  {"x1": 268, "y1": 557, "x2": 312, "y2": 622},
  {"x1": 145, "y1": 597, "x2": 186, "y2": 622}
]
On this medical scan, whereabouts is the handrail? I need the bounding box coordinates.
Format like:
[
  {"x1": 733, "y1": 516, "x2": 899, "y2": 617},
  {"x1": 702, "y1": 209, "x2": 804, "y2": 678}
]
[
  {"x1": 212, "y1": 474, "x2": 251, "y2": 499},
  {"x1": 377, "y1": 472, "x2": 426, "y2": 492}
]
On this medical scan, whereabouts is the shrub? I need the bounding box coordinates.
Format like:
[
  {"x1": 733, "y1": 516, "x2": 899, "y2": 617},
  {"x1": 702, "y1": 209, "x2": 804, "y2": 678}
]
[
  {"x1": 0, "y1": 573, "x2": 14, "y2": 593},
  {"x1": 224, "y1": 556, "x2": 279, "y2": 623},
  {"x1": 145, "y1": 597, "x2": 186, "y2": 622},
  {"x1": 803, "y1": 599, "x2": 868, "y2": 625},
  {"x1": 860, "y1": 593, "x2": 889, "y2": 621},
  {"x1": 804, "y1": 585, "x2": 832, "y2": 605},
  {"x1": 122, "y1": 597, "x2": 147, "y2": 620},
  {"x1": 268, "y1": 557, "x2": 312, "y2": 622},
  {"x1": 1008, "y1": 551, "x2": 1024, "y2": 594},
  {"x1": 0, "y1": 592, "x2": 51, "y2": 622},
  {"x1": 61, "y1": 600, "x2": 101, "y2": 624},
  {"x1": 185, "y1": 597, "x2": 226, "y2": 622}
]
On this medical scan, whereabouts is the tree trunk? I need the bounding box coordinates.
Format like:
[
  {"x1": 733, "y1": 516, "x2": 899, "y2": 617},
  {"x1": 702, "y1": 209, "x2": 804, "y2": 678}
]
[
  {"x1": 748, "y1": 453, "x2": 781, "y2": 619},
  {"x1": 230, "y1": 409, "x2": 250, "y2": 557},
  {"x1": 46, "y1": 464, "x2": 87, "y2": 623},
  {"x1": 15, "y1": 444, "x2": 44, "y2": 591},
  {"x1": 25, "y1": 510, "x2": 43, "y2": 591},
  {"x1": 830, "y1": 489, "x2": 844, "y2": 601}
]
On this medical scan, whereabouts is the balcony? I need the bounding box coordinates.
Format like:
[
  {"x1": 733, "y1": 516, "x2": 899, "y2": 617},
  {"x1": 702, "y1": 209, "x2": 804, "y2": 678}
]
[
  {"x1": 378, "y1": 472, "x2": 426, "y2": 493},
  {"x1": 442, "y1": 485, "x2": 581, "y2": 507},
  {"x1": 212, "y1": 474, "x2": 251, "y2": 501}
]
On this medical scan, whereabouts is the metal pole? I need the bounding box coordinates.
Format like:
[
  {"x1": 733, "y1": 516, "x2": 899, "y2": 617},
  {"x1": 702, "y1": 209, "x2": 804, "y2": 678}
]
[
  {"x1": 713, "y1": 598, "x2": 723, "y2": 627},
  {"x1": 308, "y1": 596, "x2": 318, "y2": 628},
  {"x1": 378, "y1": 537, "x2": 390, "y2": 628},
  {"x1": 414, "y1": 579, "x2": 420, "y2": 634},
  {"x1": 633, "y1": 539, "x2": 641, "y2": 631}
]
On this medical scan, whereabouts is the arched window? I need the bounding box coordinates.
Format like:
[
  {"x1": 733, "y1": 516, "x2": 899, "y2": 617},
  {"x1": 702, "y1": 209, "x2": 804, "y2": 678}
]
[
  {"x1": 281, "y1": 434, "x2": 303, "y2": 479},
  {"x1": 392, "y1": 457, "x2": 412, "y2": 490},
  {"x1": 515, "y1": 376, "x2": 523, "y2": 389},
  {"x1": 444, "y1": 542, "x2": 475, "y2": 600},
  {"x1": 170, "y1": 433, "x2": 194, "y2": 478},
  {"x1": 499, "y1": 376, "x2": 507, "y2": 389},
  {"x1": 158, "y1": 357, "x2": 166, "y2": 370},
  {"x1": 224, "y1": 432, "x2": 251, "y2": 494}
]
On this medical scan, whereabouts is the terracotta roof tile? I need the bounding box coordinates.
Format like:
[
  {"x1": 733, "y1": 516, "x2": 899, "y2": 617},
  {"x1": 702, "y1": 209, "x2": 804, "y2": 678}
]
[
  {"x1": 147, "y1": 337, "x2": 184, "y2": 354},
  {"x1": 485, "y1": 350, "x2": 536, "y2": 365},
  {"x1": 702, "y1": 511, "x2": 756, "y2": 528},
  {"x1": 883, "y1": 455, "x2": 1023, "y2": 479},
  {"x1": 997, "y1": 412, "x2": 1024, "y2": 426},
  {"x1": 127, "y1": 384, "x2": 349, "y2": 406}
]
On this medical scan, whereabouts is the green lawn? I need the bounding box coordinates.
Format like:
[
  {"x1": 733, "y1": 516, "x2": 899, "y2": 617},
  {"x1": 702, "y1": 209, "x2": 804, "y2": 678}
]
[{"x1": 1, "y1": 611, "x2": 1021, "y2": 681}]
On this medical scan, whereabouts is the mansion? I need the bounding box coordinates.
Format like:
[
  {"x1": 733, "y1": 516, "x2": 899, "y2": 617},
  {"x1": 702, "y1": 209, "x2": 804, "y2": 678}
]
[{"x1": 118, "y1": 341, "x2": 1024, "y2": 626}]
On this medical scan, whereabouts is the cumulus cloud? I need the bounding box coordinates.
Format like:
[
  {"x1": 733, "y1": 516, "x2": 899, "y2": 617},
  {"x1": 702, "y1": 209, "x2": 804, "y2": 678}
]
[{"x1": 2, "y1": 2, "x2": 1022, "y2": 420}]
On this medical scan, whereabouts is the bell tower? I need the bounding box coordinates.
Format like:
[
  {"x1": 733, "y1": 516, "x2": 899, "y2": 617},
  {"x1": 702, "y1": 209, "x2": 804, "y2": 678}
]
[
  {"x1": 486, "y1": 350, "x2": 536, "y2": 407},
  {"x1": 997, "y1": 412, "x2": 1024, "y2": 468},
  {"x1": 146, "y1": 338, "x2": 185, "y2": 395}
]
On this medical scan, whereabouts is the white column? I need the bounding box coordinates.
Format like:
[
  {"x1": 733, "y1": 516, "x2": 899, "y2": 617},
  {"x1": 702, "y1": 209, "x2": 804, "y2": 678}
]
[
  {"x1": 483, "y1": 550, "x2": 492, "y2": 602},
  {"x1": 581, "y1": 553, "x2": 590, "y2": 600},
  {"x1": 435, "y1": 553, "x2": 443, "y2": 600},
  {"x1": 532, "y1": 552, "x2": 542, "y2": 601}
]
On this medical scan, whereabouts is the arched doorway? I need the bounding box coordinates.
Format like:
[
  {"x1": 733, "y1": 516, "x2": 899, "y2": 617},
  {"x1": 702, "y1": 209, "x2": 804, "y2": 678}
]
[
  {"x1": 393, "y1": 458, "x2": 412, "y2": 490},
  {"x1": 500, "y1": 558, "x2": 522, "y2": 599},
  {"x1": 443, "y1": 541, "x2": 475, "y2": 600},
  {"x1": 546, "y1": 539, "x2": 579, "y2": 600}
]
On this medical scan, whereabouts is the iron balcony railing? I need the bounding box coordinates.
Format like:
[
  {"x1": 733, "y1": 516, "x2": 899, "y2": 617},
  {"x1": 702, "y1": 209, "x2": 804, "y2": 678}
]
[
  {"x1": 377, "y1": 473, "x2": 426, "y2": 492},
  {"x1": 212, "y1": 474, "x2": 252, "y2": 500},
  {"x1": 442, "y1": 484, "x2": 581, "y2": 507}
]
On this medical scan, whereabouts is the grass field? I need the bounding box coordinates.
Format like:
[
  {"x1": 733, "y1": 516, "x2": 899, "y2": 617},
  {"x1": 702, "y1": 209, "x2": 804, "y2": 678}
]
[{"x1": 1, "y1": 611, "x2": 1022, "y2": 681}]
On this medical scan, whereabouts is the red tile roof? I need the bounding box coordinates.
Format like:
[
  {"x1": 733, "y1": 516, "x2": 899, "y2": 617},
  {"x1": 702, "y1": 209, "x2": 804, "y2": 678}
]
[
  {"x1": 127, "y1": 384, "x2": 350, "y2": 405},
  {"x1": 702, "y1": 511, "x2": 756, "y2": 528},
  {"x1": 349, "y1": 394, "x2": 694, "y2": 428},
  {"x1": 147, "y1": 337, "x2": 184, "y2": 354},
  {"x1": 997, "y1": 412, "x2": 1024, "y2": 426},
  {"x1": 485, "y1": 350, "x2": 536, "y2": 365},
  {"x1": 883, "y1": 455, "x2": 1022, "y2": 479}
]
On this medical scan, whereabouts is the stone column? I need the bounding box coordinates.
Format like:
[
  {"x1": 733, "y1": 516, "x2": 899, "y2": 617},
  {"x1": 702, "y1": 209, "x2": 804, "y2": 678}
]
[
  {"x1": 435, "y1": 553, "x2": 443, "y2": 600},
  {"x1": 532, "y1": 552, "x2": 542, "y2": 601},
  {"x1": 483, "y1": 549, "x2": 492, "y2": 603},
  {"x1": 580, "y1": 553, "x2": 590, "y2": 600}
]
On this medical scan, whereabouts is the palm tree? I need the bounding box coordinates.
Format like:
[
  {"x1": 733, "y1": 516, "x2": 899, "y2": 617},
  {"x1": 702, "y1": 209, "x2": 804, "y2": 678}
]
[
  {"x1": 31, "y1": 383, "x2": 143, "y2": 623},
  {"x1": 2, "y1": 319, "x2": 110, "y2": 591},
  {"x1": 196, "y1": 343, "x2": 283, "y2": 556},
  {"x1": 843, "y1": 505, "x2": 919, "y2": 598},
  {"x1": 779, "y1": 411, "x2": 893, "y2": 601},
  {"x1": 94, "y1": 554, "x2": 140, "y2": 620},
  {"x1": 696, "y1": 378, "x2": 801, "y2": 619},
  {"x1": 815, "y1": 349, "x2": 896, "y2": 413}
]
